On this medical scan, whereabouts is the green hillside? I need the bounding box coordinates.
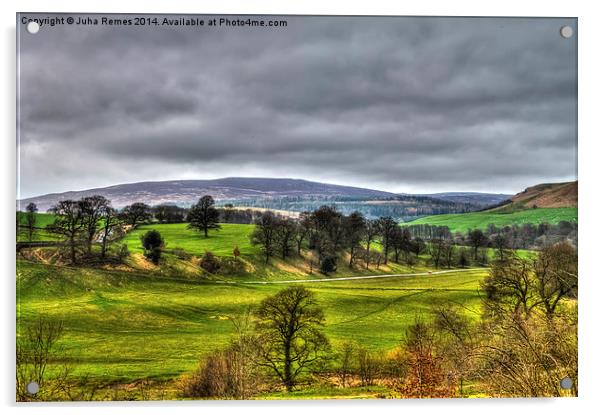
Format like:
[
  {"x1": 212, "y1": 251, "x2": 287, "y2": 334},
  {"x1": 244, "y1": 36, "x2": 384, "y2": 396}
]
[
  {"x1": 406, "y1": 207, "x2": 577, "y2": 233},
  {"x1": 16, "y1": 259, "x2": 484, "y2": 398}
]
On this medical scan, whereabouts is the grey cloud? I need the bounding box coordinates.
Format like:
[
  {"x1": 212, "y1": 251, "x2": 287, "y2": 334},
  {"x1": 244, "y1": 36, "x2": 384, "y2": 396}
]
[{"x1": 18, "y1": 15, "x2": 577, "y2": 197}]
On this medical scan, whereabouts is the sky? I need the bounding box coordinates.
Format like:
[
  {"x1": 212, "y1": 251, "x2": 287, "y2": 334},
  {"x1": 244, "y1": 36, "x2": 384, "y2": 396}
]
[{"x1": 17, "y1": 15, "x2": 577, "y2": 198}]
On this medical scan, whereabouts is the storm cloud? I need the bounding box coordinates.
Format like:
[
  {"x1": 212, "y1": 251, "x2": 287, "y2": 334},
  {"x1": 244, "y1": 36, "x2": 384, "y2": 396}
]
[{"x1": 17, "y1": 15, "x2": 577, "y2": 198}]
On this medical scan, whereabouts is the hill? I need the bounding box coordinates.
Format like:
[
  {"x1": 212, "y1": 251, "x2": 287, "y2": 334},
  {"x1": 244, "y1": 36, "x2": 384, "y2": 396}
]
[
  {"x1": 17, "y1": 177, "x2": 505, "y2": 215},
  {"x1": 490, "y1": 181, "x2": 577, "y2": 212},
  {"x1": 17, "y1": 178, "x2": 399, "y2": 211}
]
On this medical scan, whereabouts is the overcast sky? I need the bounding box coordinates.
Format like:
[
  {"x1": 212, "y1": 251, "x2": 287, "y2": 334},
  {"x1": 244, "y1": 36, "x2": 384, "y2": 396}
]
[{"x1": 17, "y1": 15, "x2": 577, "y2": 198}]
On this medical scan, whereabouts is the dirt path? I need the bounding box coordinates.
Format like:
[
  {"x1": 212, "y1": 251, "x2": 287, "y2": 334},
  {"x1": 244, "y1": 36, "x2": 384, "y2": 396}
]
[{"x1": 223, "y1": 267, "x2": 489, "y2": 285}]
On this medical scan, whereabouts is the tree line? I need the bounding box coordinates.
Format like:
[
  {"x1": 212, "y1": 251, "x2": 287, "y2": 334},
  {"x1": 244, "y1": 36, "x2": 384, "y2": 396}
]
[{"x1": 249, "y1": 206, "x2": 426, "y2": 273}]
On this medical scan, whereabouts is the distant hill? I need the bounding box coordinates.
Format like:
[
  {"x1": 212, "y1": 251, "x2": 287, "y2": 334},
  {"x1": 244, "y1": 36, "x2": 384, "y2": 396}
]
[
  {"x1": 18, "y1": 178, "x2": 399, "y2": 211},
  {"x1": 489, "y1": 181, "x2": 577, "y2": 212},
  {"x1": 419, "y1": 192, "x2": 511, "y2": 207}
]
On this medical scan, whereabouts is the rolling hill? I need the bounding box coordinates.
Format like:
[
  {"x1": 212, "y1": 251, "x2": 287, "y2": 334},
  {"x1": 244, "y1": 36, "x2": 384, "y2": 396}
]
[
  {"x1": 17, "y1": 177, "x2": 507, "y2": 212},
  {"x1": 493, "y1": 181, "x2": 577, "y2": 211},
  {"x1": 406, "y1": 181, "x2": 578, "y2": 232}
]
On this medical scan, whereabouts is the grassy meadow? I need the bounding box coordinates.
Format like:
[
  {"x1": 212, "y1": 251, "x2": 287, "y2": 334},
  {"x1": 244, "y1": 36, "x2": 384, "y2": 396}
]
[
  {"x1": 16, "y1": 212, "x2": 60, "y2": 242},
  {"x1": 406, "y1": 207, "x2": 577, "y2": 233},
  {"x1": 16, "y1": 258, "x2": 485, "y2": 398}
]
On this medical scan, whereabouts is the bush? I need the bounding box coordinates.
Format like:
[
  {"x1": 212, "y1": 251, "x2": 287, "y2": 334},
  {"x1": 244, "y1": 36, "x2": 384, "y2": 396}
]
[
  {"x1": 200, "y1": 251, "x2": 221, "y2": 274},
  {"x1": 117, "y1": 244, "x2": 130, "y2": 261},
  {"x1": 320, "y1": 255, "x2": 338, "y2": 274},
  {"x1": 182, "y1": 337, "x2": 260, "y2": 399},
  {"x1": 141, "y1": 230, "x2": 163, "y2": 251},
  {"x1": 172, "y1": 247, "x2": 191, "y2": 260},
  {"x1": 141, "y1": 230, "x2": 163, "y2": 265},
  {"x1": 146, "y1": 247, "x2": 162, "y2": 265},
  {"x1": 219, "y1": 257, "x2": 246, "y2": 275}
]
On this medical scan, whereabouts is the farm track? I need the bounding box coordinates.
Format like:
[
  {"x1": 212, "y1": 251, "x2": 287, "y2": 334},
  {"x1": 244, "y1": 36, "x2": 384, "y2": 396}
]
[{"x1": 228, "y1": 268, "x2": 489, "y2": 284}]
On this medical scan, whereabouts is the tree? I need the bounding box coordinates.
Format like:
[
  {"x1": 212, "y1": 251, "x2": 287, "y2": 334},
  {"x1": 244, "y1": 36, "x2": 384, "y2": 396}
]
[
  {"x1": 99, "y1": 205, "x2": 122, "y2": 258},
  {"x1": 492, "y1": 233, "x2": 509, "y2": 262},
  {"x1": 343, "y1": 211, "x2": 366, "y2": 267},
  {"x1": 48, "y1": 200, "x2": 86, "y2": 264},
  {"x1": 254, "y1": 286, "x2": 329, "y2": 392},
  {"x1": 458, "y1": 248, "x2": 469, "y2": 268},
  {"x1": 80, "y1": 195, "x2": 109, "y2": 254},
  {"x1": 121, "y1": 203, "x2": 152, "y2": 227},
  {"x1": 376, "y1": 216, "x2": 397, "y2": 264},
  {"x1": 188, "y1": 196, "x2": 221, "y2": 238},
  {"x1": 294, "y1": 212, "x2": 312, "y2": 255},
  {"x1": 533, "y1": 241, "x2": 578, "y2": 317},
  {"x1": 250, "y1": 211, "x2": 279, "y2": 264},
  {"x1": 481, "y1": 253, "x2": 537, "y2": 319},
  {"x1": 432, "y1": 305, "x2": 475, "y2": 395},
  {"x1": 335, "y1": 342, "x2": 356, "y2": 387},
  {"x1": 233, "y1": 246, "x2": 241, "y2": 259},
  {"x1": 141, "y1": 230, "x2": 163, "y2": 264},
  {"x1": 363, "y1": 220, "x2": 380, "y2": 269},
  {"x1": 399, "y1": 321, "x2": 452, "y2": 398},
  {"x1": 24, "y1": 202, "x2": 38, "y2": 242},
  {"x1": 222, "y1": 203, "x2": 235, "y2": 223},
  {"x1": 468, "y1": 229, "x2": 487, "y2": 260},
  {"x1": 310, "y1": 206, "x2": 345, "y2": 255},
  {"x1": 390, "y1": 226, "x2": 413, "y2": 264},
  {"x1": 275, "y1": 217, "x2": 297, "y2": 260}
]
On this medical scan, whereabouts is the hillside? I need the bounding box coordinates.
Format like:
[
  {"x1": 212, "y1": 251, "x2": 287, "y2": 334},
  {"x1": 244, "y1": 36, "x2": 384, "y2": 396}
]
[
  {"x1": 490, "y1": 181, "x2": 577, "y2": 212},
  {"x1": 406, "y1": 207, "x2": 577, "y2": 233}
]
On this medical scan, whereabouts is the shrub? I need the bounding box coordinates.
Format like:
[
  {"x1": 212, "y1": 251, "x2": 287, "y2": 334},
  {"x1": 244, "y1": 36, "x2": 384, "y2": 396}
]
[
  {"x1": 141, "y1": 230, "x2": 163, "y2": 264},
  {"x1": 200, "y1": 251, "x2": 221, "y2": 274},
  {"x1": 172, "y1": 247, "x2": 191, "y2": 260},
  {"x1": 141, "y1": 230, "x2": 163, "y2": 251},
  {"x1": 320, "y1": 255, "x2": 338, "y2": 274},
  {"x1": 182, "y1": 336, "x2": 260, "y2": 399},
  {"x1": 146, "y1": 247, "x2": 162, "y2": 265},
  {"x1": 117, "y1": 244, "x2": 130, "y2": 261}
]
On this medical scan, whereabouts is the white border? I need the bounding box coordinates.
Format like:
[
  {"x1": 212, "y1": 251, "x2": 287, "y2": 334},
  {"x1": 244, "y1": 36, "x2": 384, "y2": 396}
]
[{"x1": 2, "y1": 1, "x2": 601, "y2": 414}]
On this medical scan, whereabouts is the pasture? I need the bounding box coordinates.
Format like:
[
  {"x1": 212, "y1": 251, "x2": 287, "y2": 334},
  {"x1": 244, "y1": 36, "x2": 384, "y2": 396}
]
[
  {"x1": 16, "y1": 259, "x2": 485, "y2": 398},
  {"x1": 406, "y1": 207, "x2": 577, "y2": 233}
]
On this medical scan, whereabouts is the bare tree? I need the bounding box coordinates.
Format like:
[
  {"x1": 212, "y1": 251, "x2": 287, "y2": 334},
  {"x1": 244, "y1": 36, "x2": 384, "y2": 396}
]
[
  {"x1": 99, "y1": 205, "x2": 122, "y2": 258},
  {"x1": 363, "y1": 220, "x2": 380, "y2": 269},
  {"x1": 250, "y1": 211, "x2": 279, "y2": 264},
  {"x1": 376, "y1": 216, "x2": 397, "y2": 264},
  {"x1": 343, "y1": 211, "x2": 366, "y2": 267},
  {"x1": 120, "y1": 202, "x2": 152, "y2": 228},
  {"x1": 48, "y1": 200, "x2": 86, "y2": 264},
  {"x1": 80, "y1": 195, "x2": 109, "y2": 254},
  {"x1": 533, "y1": 241, "x2": 578, "y2": 318}
]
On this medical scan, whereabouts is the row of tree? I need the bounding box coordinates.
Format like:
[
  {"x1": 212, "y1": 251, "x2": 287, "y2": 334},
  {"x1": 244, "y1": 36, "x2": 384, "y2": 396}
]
[
  {"x1": 249, "y1": 207, "x2": 425, "y2": 272},
  {"x1": 405, "y1": 221, "x2": 577, "y2": 251}
]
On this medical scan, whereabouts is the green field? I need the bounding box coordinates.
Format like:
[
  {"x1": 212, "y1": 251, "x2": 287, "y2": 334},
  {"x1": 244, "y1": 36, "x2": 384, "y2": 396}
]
[
  {"x1": 16, "y1": 259, "x2": 484, "y2": 398},
  {"x1": 16, "y1": 213, "x2": 60, "y2": 242},
  {"x1": 122, "y1": 223, "x2": 259, "y2": 257},
  {"x1": 406, "y1": 207, "x2": 577, "y2": 233}
]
